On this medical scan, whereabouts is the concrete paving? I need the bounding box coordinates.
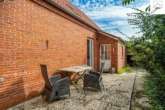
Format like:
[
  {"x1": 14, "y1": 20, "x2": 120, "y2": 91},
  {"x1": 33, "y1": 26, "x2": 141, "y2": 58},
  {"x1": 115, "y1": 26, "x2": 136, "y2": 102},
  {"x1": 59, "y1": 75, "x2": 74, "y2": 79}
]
[
  {"x1": 8, "y1": 72, "x2": 136, "y2": 110},
  {"x1": 131, "y1": 69, "x2": 151, "y2": 110}
]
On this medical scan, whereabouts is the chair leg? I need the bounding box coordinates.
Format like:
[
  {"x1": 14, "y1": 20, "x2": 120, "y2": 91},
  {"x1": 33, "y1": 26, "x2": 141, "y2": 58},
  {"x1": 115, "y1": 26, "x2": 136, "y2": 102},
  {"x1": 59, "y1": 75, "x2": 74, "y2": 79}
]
[
  {"x1": 69, "y1": 88, "x2": 71, "y2": 97},
  {"x1": 83, "y1": 87, "x2": 87, "y2": 96},
  {"x1": 100, "y1": 81, "x2": 105, "y2": 92}
]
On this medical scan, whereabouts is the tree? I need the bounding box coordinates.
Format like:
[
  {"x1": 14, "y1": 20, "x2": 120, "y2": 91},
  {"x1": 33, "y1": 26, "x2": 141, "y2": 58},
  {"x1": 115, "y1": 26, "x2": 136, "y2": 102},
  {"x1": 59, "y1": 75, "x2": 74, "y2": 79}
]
[
  {"x1": 122, "y1": 0, "x2": 135, "y2": 5},
  {"x1": 125, "y1": 2, "x2": 165, "y2": 109}
]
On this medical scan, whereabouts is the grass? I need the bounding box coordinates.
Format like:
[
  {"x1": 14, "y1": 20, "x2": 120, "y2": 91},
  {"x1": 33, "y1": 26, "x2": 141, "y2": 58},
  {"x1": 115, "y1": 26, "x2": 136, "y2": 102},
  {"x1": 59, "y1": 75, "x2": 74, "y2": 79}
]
[{"x1": 117, "y1": 66, "x2": 132, "y2": 74}]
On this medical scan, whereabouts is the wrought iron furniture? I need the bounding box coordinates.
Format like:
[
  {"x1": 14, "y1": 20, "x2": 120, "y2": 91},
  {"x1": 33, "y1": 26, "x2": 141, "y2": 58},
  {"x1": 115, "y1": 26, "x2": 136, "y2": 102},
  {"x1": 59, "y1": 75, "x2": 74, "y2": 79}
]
[
  {"x1": 83, "y1": 63, "x2": 105, "y2": 91},
  {"x1": 58, "y1": 65, "x2": 92, "y2": 94},
  {"x1": 40, "y1": 64, "x2": 70, "y2": 102}
]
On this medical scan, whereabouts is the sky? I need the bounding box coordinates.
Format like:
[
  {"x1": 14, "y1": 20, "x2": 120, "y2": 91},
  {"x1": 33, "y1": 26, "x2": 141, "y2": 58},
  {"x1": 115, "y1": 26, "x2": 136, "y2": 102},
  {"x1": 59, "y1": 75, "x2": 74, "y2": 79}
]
[{"x1": 70, "y1": 0, "x2": 150, "y2": 39}]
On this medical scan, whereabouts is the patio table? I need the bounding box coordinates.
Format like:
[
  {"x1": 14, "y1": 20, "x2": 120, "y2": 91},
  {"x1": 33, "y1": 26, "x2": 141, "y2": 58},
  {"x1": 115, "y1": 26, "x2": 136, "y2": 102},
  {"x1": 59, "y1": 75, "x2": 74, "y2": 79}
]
[
  {"x1": 58, "y1": 65, "x2": 92, "y2": 94},
  {"x1": 58, "y1": 65, "x2": 92, "y2": 83}
]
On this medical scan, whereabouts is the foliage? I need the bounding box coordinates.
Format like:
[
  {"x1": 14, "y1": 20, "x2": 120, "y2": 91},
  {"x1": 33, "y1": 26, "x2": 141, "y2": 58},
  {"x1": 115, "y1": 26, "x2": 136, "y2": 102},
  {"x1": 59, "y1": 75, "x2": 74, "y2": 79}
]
[
  {"x1": 122, "y1": 0, "x2": 165, "y2": 109},
  {"x1": 125, "y1": 6, "x2": 165, "y2": 110},
  {"x1": 117, "y1": 66, "x2": 132, "y2": 74},
  {"x1": 122, "y1": 0, "x2": 135, "y2": 5},
  {"x1": 145, "y1": 65, "x2": 165, "y2": 110}
]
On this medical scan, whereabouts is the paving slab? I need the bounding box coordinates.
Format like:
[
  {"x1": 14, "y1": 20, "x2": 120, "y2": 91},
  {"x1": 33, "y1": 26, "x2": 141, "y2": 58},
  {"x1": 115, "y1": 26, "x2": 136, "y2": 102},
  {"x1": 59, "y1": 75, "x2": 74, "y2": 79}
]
[{"x1": 131, "y1": 69, "x2": 151, "y2": 110}]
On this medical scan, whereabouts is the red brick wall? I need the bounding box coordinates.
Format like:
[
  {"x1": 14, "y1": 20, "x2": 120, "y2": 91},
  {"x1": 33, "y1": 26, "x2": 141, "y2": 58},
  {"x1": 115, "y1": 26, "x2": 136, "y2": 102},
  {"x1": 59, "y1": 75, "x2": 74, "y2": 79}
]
[
  {"x1": 0, "y1": 0, "x2": 125, "y2": 109},
  {"x1": 0, "y1": 0, "x2": 98, "y2": 109}
]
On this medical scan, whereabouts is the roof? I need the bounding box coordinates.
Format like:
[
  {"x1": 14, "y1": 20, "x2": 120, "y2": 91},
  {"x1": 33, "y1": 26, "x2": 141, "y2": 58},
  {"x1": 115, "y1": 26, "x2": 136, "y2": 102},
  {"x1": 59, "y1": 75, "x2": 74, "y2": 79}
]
[
  {"x1": 98, "y1": 31, "x2": 125, "y2": 44},
  {"x1": 44, "y1": 0, "x2": 100, "y2": 30},
  {"x1": 42, "y1": 0, "x2": 124, "y2": 43}
]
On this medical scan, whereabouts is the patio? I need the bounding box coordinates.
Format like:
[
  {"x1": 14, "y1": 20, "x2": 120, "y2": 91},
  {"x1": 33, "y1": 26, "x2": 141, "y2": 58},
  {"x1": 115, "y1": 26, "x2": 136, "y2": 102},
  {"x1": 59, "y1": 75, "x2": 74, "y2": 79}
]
[{"x1": 8, "y1": 73, "x2": 136, "y2": 110}]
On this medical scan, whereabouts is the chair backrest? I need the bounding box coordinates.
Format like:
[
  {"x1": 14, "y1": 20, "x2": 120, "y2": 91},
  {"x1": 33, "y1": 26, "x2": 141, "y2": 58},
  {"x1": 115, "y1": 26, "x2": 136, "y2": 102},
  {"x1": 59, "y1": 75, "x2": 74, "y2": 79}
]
[
  {"x1": 100, "y1": 62, "x2": 105, "y2": 74},
  {"x1": 40, "y1": 64, "x2": 52, "y2": 90},
  {"x1": 54, "y1": 77, "x2": 70, "y2": 96},
  {"x1": 49, "y1": 74, "x2": 61, "y2": 86}
]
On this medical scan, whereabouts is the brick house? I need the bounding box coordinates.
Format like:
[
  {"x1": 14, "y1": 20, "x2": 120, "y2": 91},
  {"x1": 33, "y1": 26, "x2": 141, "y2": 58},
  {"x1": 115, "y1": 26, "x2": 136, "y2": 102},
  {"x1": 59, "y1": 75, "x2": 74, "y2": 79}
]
[{"x1": 0, "y1": 0, "x2": 126, "y2": 109}]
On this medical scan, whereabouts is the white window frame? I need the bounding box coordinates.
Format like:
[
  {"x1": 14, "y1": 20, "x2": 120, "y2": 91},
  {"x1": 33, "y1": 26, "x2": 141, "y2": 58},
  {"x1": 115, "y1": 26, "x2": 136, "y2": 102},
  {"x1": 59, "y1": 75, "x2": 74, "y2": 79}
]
[{"x1": 87, "y1": 39, "x2": 94, "y2": 67}]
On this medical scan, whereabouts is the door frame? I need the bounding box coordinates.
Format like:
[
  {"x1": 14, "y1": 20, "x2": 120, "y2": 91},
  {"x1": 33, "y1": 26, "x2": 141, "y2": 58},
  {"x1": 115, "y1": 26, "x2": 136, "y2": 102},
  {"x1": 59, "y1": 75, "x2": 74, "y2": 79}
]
[
  {"x1": 87, "y1": 38, "x2": 94, "y2": 67},
  {"x1": 100, "y1": 44, "x2": 111, "y2": 72}
]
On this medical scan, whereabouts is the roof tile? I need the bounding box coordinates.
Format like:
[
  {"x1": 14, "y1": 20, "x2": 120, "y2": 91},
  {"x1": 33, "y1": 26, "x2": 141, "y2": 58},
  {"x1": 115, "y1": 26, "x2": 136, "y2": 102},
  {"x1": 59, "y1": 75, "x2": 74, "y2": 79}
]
[{"x1": 50, "y1": 0, "x2": 100, "y2": 30}]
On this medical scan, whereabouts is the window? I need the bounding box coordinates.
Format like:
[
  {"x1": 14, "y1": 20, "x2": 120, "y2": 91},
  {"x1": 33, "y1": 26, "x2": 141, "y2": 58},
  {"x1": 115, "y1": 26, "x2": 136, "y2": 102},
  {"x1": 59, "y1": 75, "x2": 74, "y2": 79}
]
[{"x1": 100, "y1": 44, "x2": 111, "y2": 60}]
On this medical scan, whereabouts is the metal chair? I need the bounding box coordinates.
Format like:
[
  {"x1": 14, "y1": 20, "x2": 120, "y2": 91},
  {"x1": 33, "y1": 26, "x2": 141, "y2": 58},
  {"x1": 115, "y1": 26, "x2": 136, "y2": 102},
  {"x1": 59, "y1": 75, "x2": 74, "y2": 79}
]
[
  {"x1": 83, "y1": 63, "x2": 105, "y2": 91},
  {"x1": 40, "y1": 64, "x2": 70, "y2": 102}
]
